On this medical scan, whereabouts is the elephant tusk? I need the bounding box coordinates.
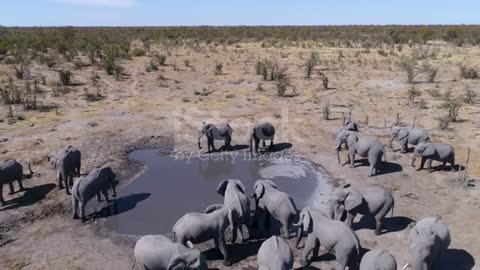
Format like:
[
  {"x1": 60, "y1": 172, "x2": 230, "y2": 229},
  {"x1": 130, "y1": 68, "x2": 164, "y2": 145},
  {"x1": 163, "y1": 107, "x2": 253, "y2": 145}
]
[
  {"x1": 402, "y1": 263, "x2": 410, "y2": 270},
  {"x1": 333, "y1": 144, "x2": 340, "y2": 150}
]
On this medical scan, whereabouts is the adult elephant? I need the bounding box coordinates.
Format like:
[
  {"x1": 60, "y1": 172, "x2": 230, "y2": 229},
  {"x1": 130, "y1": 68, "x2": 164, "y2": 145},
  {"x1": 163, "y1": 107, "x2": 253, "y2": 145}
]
[
  {"x1": 294, "y1": 207, "x2": 360, "y2": 270},
  {"x1": 330, "y1": 183, "x2": 394, "y2": 235},
  {"x1": 217, "y1": 179, "x2": 250, "y2": 243},
  {"x1": 360, "y1": 249, "x2": 397, "y2": 270},
  {"x1": 411, "y1": 143, "x2": 455, "y2": 173},
  {"x1": 334, "y1": 130, "x2": 386, "y2": 177},
  {"x1": 252, "y1": 180, "x2": 298, "y2": 239},
  {"x1": 71, "y1": 166, "x2": 117, "y2": 221},
  {"x1": 250, "y1": 122, "x2": 275, "y2": 155},
  {"x1": 133, "y1": 234, "x2": 207, "y2": 270},
  {"x1": 389, "y1": 126, "x2": 430, "y2": 153},
  {"x1": 403, "y1": 217, "x2": 450, "y2": 270},
  {"x1": 198, "y1": 122, "x2": 233, "y2": 153},
  {"x1": 257, "y1": 236, "x2": 294, "y2": 270},
  {"x1": 0, "y1": 160, "x2": 33, "y2": 207},
  {"x1": 49, "y1": 145, "x2": 81, "y2": 194}
]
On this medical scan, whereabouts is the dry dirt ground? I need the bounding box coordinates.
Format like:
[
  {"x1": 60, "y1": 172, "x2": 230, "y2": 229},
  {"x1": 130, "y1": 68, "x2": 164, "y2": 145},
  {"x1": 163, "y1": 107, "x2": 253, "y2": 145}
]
[{"x1": 0, "y1": 41, "x2": 479, "y2": 269}]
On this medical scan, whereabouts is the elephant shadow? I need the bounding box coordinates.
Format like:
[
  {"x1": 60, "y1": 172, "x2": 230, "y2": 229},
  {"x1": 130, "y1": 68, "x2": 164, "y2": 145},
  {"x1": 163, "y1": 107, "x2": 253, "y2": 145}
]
[
  {"x1": 217, "y1": 144, "x2": 249, "y2": 152},
  {"x1": 97, "y1": 193, "x2": 151, "y2": 218},
  {"x1": 0, "y1": 183, "x2": 56, "y2": 212},
  {"x1": 203, "y1": 240, "x2": 263, "y2": 264},
  {"x1": 351, "y1": 159, "x2": 403, "y2": 176},
  {"x1": 353, "y1": 215, "x2": 414, "y2": 234},
  {"x1": 262, "y1": 142, "x2": 293, "y2": 154},
  {"x1": 436, "y1": 249, "x2": 475, "y2": 270}
]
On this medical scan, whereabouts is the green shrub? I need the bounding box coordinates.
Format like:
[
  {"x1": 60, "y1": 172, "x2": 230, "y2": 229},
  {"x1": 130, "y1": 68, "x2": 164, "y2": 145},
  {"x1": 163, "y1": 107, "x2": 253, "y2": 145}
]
[
  {"x1": 214, "y1": 63, "x2": 223, "y2": 75},
  {"x1": 59, "y1": 70, "x2": 72, "y2": 86},
  {"x1": 459, "y1": 64, "x2": 479, "y2": 79},
  {"x1": 132, "y1": 48, "x2": 146, "y2": 57}
]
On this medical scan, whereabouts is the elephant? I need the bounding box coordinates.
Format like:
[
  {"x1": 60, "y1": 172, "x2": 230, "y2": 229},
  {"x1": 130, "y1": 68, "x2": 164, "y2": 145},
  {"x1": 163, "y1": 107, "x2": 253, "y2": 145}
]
[
  {"x1": 250, "y1": 122, "x2": 275, "y2": 155},
  {"x1": 294, "y1": 207, "x2": 360, "y2": 270},
  {"x1": 133, "y1": 234, "x2": 207, "y2": 270},
  {"x1": 411, "y1": 143, "x2": 455, "y2": 173},
  {"x1": 71, "y1": 166, "x2": 117, "y2": 221},
  {"x1": 198, "y1": 122, "x2": 233, "y2": 153},
  {"x1": 335, "y1": 121, "x2": 360, "y2": 140},
  {"x1": 252, "y1": 180, "x2": 298, "y2": 239},
  {"x1": 334, "y1": 130, "x2": 386, "y2": 177},
  {"x1": 217, "y1": 179, "x2": 250, "y2": 243},
  {"x1": 389, "y1": 126, "x2": 430, "y2": 153},
  {"x1": 403, "y1": 217, "x2": 451, "y2": 270},
  {"x1": 48, "y1": 145, "x2": 81, "y2": 194},
  {"x1": 257, "y1": 235, "x2": 294, "y2": 270},
  {"x1": 0, "y1": 160, "x2": 33, "y2": 207},
  {"x1": 173, "y1": 204, "x2": 237, "y2": 266},
  {"x1": 360, "y1": 249, "x2": 397, "y2": 270},
  {"x1": 330, "y1": 183, "x2": 395, "y2": 235}
]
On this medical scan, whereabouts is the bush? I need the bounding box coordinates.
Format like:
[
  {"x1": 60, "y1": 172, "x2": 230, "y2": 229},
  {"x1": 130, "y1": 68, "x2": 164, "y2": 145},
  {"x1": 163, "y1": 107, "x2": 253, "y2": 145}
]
[
  {"x1": 459, "y1": 64, "x2": 479, "y2": 79},
  {"x1": 407, "y1": 86, "x2": 421, "y2": 104},
  {"x1": 214, "y1": 63, "x2": 223, "y2": 75},
  {"x1": 146, "y1": 60, "x2": 158, "y2": 72},
  {"x1": 276, "y1": 67, "x2": 289, "y2": 96},
  {"x1": 58, "y1": 70, "x2": 72, "y2": 86},
  {"x1": 43, "y1": 55, "x2": 56, "y2": 68},
  {"x1": 398, "y1": 56, "x2": 417, "y2": 83},
  {"x1": 256, "y1": 61, "x2": 267, "y2": 76},
  {"x1": 464, "y1": 87, "x2": 477, "y2": 104},
  {"x1": 132, "y1": 48, "x2": 146, "y2": 57},
  {"x1": 154, "y1": 54, "x2": 167, "y2": 66},
  {"x1": 305, "y1": 52, "x2": 318, "y2": 79},
  {"x1": 440, "y1": 96, "x2": 462, "y2": 122}
]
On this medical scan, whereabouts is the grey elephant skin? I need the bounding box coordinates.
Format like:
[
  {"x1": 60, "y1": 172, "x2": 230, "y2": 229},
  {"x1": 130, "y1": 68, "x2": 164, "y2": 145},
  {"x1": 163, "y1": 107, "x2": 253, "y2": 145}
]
[
  {"x1": 360, "y1": 249, "x2": 397, "y2": 270},
  {"x1": 411, "y1": 143, "x2": 455, "y2": 173},
  {"x1": 49, "y1": 145, "x2": 81, "y2": 194},
  {"x1": 295, "y1": 207, "x2": 360, "y2": 270},
  {"x1": 250, "y1": 122, "x2": 275, "y2": 155},
  {"x1": 257, "y1": 235, "x2": 294, "y2": 270},
  {"x1": 253, "y1": 180, "x2": 298, "y2": 238},
  {"x1": 198, "y1": 123, "x2": 233, "y2": 152},
  {"x1": 335, "y1": 130, "x2": 385, "y2": 177},
  {"x1": 134, "y1": 234, "x2": 207, "y2": 270},
  {"x1": 403, "y1": 217, "x2": 451, "y2": 270},
  {"x1": 389, "y1": 126, "x2": 430, "y2": 153},
  {"x1": 217, "y1": 179, "x2": 251, "y2": 243},
  {"x1": 330, "y1": 183, "x2": 394, "y2": 235},
  {"x1": 71, "y1": 166, "x2": 117, "y2": 221},
  {"x1": 173, "y1": 205, "x2": 237, "y2": 266},
  {"x1": 0, "y1": 159, "x2": 33, "y2": 207}
]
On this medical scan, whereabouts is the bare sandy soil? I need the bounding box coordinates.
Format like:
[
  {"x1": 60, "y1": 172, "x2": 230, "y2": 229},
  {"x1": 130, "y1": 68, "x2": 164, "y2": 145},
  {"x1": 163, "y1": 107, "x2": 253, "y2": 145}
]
[{"x1": 0, "y1": 42, "x2": 479, "y2": 269}]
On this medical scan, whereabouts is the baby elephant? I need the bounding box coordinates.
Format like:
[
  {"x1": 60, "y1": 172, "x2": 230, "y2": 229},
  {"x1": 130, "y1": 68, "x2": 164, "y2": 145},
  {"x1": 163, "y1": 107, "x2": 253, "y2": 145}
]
[
  {"x1": 134, "y1": 234, "x2": 207, "y2": 270},
  {"x1": 250, "y1": 122, "x2": 275, "y2": 155},
  {"x1": 360, "y1": 249, "x2": 397, "y2": 270},
  {"x1": 389, "y1": 126, "x2": 430, "y2": 153},
  {"x1": 173, "y1": 204, "x2": 237, "y2": 266},
  {"x1": 49, "y1": 145, "x2": 81, "y2": 194},
  {"x1": 411, "y1": 143, "x2": 455, "y2": 173},
  {"x1": 0, "y1": 160, "x2": 33, "y2": 207},
  {"x1": 71, "y1": 166, "x2": 117, "y2": 221},
  {"x1": 198, "y1": 122, "x2": 233, "y2": 152},
  {"x1": 257, "y1": 236, "x2": 293, "y2": 270},
  {"x1": 403, "y1": 217, "x2": 450, "y2": 270},
  {"x1": 330, "y1": 183, "x2": 394, "y2": 235},
  {"x1": 253, "y1": 180, "x2": 298, "y2": 239}
]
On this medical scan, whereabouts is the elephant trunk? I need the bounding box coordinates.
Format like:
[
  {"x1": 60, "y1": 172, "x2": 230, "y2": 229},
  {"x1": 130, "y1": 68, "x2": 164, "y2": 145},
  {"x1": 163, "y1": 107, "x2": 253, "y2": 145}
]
[
  {"x1": 198, "y1": 134, "x2": 203, "y2": 150},
  {"x1": 335, "y1": 146, "x2": 341, "y2": 164},
  {"x1": 411, "y1": 156, "x2": 417, "y2": 167},
  {"x1": 23, "y1": 163, "x2": 34, "y2": 179},
  {"x1": 250, "y1": 133, "x2": 254, "y2": 156},
  {"x1": 295, "y1": 226, "x2": 303, "y2": 249},
  {"x1": 388, "y1": 136, "x2": 395, "y2": 148}
]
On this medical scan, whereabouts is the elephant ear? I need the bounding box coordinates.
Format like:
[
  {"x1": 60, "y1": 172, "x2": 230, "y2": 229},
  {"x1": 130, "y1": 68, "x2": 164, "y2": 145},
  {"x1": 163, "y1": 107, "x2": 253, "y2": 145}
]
[
  {"x1": 302, "y1": 209, "x2": 313, "y2": 232},
  {"x1": 422, "y1": 145, "x2": 435, "y2": 156},
  {"x1": 262, "y1": 180, "x2": 279, "y2": 189},
  {"x1": 254, "y1": 182, "x2": 265, "y2": 200},
  {"x1": 344, "y1": 188, "x2": 363, "y2": 211},
  {"x1": 397, "y1": 128, "x2": 409, "y2": 141},
  {"x1": 217, "y1": 180, "x2": 229, "y2": 196},
  {"x1": 232, "y1": 180, "x2": 246, "y2": 194},
  {"x1": 168, "y1": 257, "x2": 187, "y2": 270},
  {"x1": 346, "y1": 133, "x2": 358, "y2": 147}
]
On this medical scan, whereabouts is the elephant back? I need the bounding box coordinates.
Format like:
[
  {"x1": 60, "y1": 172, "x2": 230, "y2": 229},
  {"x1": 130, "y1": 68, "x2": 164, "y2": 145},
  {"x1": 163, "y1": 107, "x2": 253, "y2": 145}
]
[{"x1": 0, "y1": 159, "x2": 22, "y2": 176}]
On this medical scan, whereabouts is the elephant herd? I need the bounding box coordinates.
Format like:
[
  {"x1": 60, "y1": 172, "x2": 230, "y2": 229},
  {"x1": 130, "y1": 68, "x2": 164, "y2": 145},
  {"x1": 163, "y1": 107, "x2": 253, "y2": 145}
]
[{"x1": 0, "y1": 121, "x2": 457, "y2": 270}]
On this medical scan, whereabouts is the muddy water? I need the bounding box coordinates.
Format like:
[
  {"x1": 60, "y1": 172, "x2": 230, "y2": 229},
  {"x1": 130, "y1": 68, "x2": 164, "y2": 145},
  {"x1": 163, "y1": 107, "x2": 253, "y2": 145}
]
[{"x1": 106, "y1": 150, "x2": 332, "y2": 235}]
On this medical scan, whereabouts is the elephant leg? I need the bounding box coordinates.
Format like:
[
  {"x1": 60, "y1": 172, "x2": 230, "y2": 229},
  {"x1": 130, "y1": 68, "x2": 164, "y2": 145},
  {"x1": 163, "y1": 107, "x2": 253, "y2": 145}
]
[
  {"x1": 426, "y1": 159, "x2": 433, "y2": 173},
  {"x1": 301, "y1": 234, "x2": 318, "y2": 266},
  {"x1": 269, "y1": 136, "x2": 274, "y2": 149},
  {"x1": 280, "y1": 216, "x2": 290, "y2": 239},
  {"x1": 346, "y1": 212, "x2": 356, "y2": 227},
  {"x1": 418, "y1": 157, "x2": 426, "y2": 171},
  {"x1": 375, "y1": 217, "x2": 384, "y2": 235},
  {"x1": 217, "y1": 236, "x2": 231, "y2": 266},
  {"x1": 17, "y1": 179, "x2": 25, "y2": 192},
  {"x1": 225, "y1": 136, "x2": 232, "y2": 151},
  {"x1": 236, "y1": 226, "x2": 244, "y2": 243},
  {"x1": 79, "y1": 202, "x2": 87, "y2": 222},
  {"x1": 65, "y1": 178, "x2": 71, "y2": 195},
  {"x1": 401, "y1": 139, "x2": 408, "y2": 153},
  {"x1": 72, "y1": 196, "x2": 79, "y2": 219},
  {"x1": 450, "y1": 158, "x2": 455, "y2": 171},
  {"x1": 368, "y1": 155, "x2": 376, "y2": 177},
  {"x1": 77, "y1": 162, "x2": 81, "y2": 177},
  {"x1": 8, "y1": 182, "x2": 14, "y2": 195},
  {"x1": 57, "y1": 171, "x2": 64, "y2": 189},
  {"x1": 102, "y1": 189, "x2": 110, "y2": 203},
  {"x1": 262, "y1": 140, "x2": 266, "y2": 147},
  {"x1": 255, "y1": 138, "x2": 260, "y2": 153},
  {"x1": 0, "y1": 185, "x2": 6, "y2": 206},
  {"x1": 348, "y1": 149, "x2": 356, "y2": 168},
  {"x1": 336, "y1": 255, "x2": 349, "y2": 270},
  {"x1": 97, "y1": 192, "x2": 102, "y2": 202}
]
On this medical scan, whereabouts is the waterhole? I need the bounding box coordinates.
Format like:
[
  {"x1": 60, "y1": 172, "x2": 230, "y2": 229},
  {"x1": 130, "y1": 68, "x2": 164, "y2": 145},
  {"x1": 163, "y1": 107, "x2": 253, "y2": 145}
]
[{"x1": 106, "y1": 149, "x2": 332, "y2": 235}]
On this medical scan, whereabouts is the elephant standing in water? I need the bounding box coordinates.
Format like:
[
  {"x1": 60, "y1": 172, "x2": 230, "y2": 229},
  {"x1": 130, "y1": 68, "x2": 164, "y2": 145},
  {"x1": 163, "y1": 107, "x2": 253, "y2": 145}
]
[
  {"x1": 253, "y1": 180, "x2": 298, "y2": 239},
  {"x1": 335, "y1": 130, "x2": 386, "y2": 177},
  {"x1": 133, "y1": 234, "x2": 207, "y2": 270},
  {"x1": 71, "y1": 166, "x2": 117, "y2": 221},
  {"x1": 217, "y1": 179, "x2": 250, "y2": 243},
  {"x1": 250, "y1": 122, "x2": 275, "y2": 155},
  {"x1": 0, "y1": 160, "x2": 33, "y2": 207},
  {"x1": 411, "y1": 143, "x2": 455, "y2": 173},
  {"x1": 294, "y1": 207, "x2": 360, "y2": 270},
  {"x1": 198, "y1": 122, "x2": 233, "y2": 152},
  {"x1": 360, "y1": 249, "x2": 397, "y2": 270},
  {"x1": 403, "y1": 217, "x2": 450, "y2": 270},
  {"x1": 330, "y1": 183, "x2": 395, "y2": 235},
  {"x1": 389, "y1": 126, "x2": 430, "y2": 153},
  {"x1": 257, "y1": 236, "x2": 294, "y2": 270},
  {"x1": 49, "y1": 145, "x2": 81, "y2": 194},
  {"x1": 173, "y1": 205, "x2": 238, "y2": 266}
]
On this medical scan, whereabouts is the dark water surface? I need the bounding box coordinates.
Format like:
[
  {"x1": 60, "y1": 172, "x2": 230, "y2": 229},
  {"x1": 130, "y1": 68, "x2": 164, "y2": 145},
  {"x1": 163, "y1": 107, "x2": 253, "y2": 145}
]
[{"x1": 106, "y1": 150, "x2": 332, "y2": 235}]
